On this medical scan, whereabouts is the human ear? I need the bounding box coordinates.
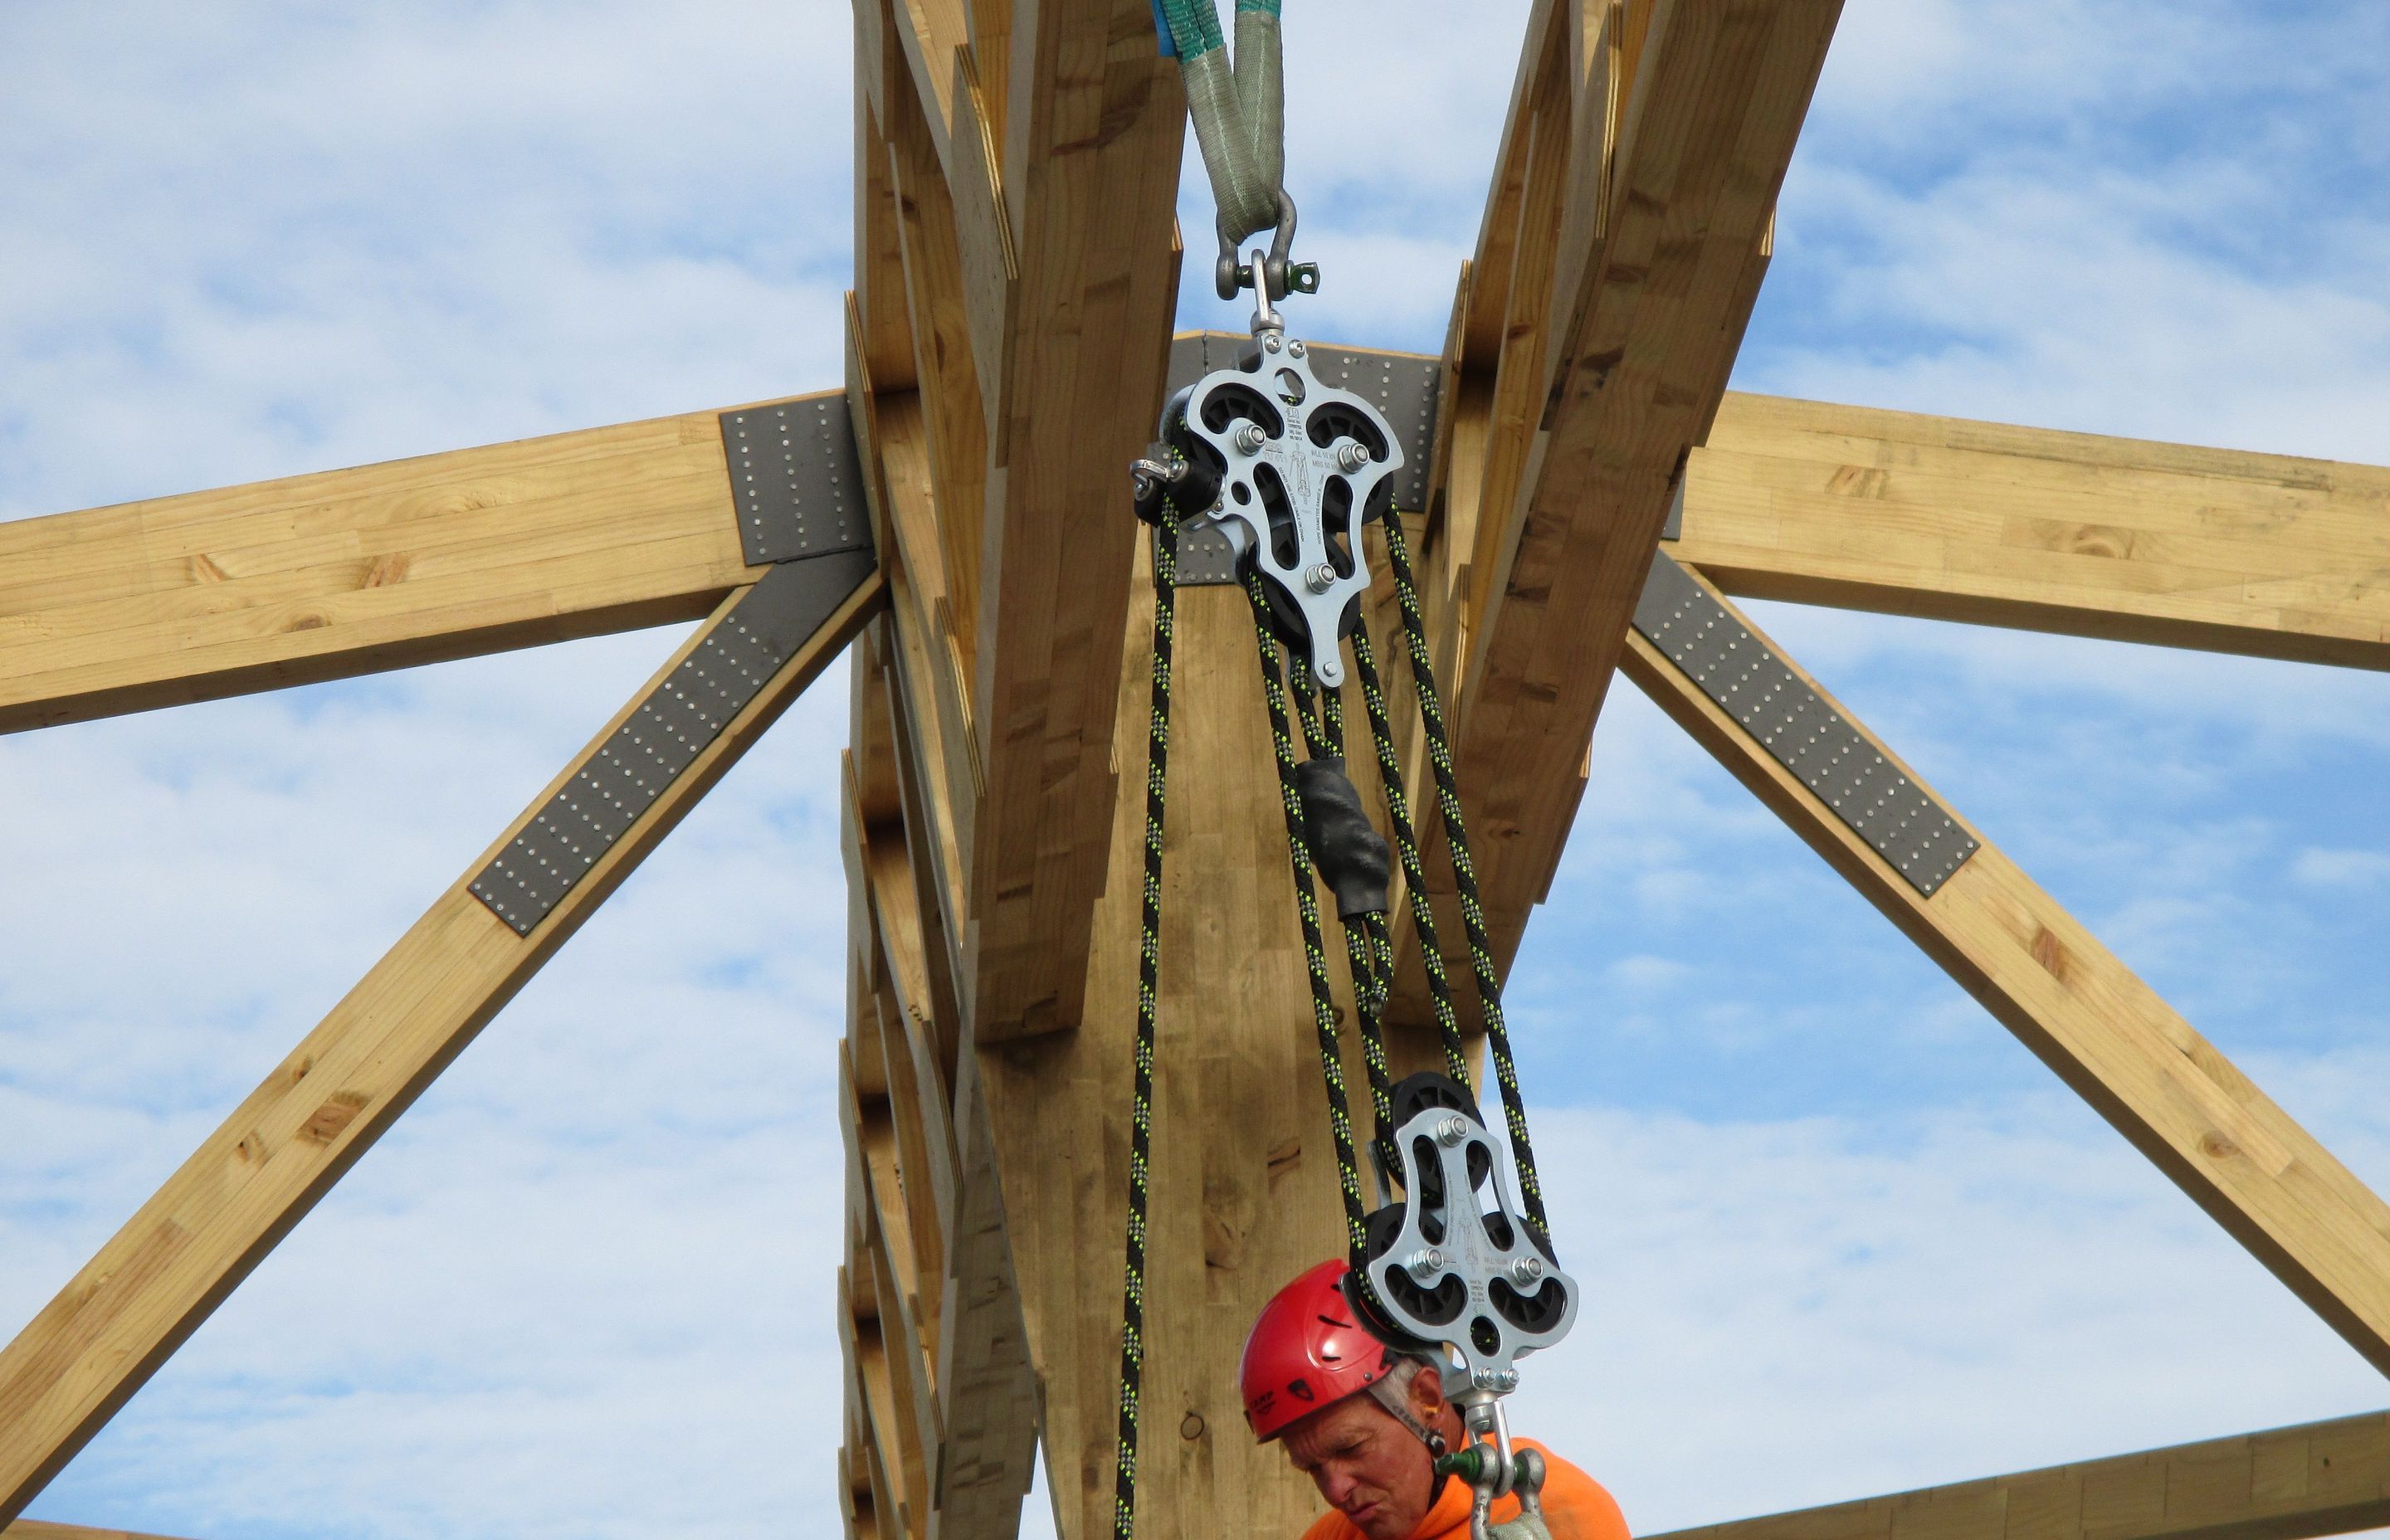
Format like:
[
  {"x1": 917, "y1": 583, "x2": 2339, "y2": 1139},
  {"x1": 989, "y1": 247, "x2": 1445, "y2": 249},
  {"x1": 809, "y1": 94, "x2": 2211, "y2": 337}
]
[{"x1": 1408, "y1": 1365, "x2": 1446, "y2": 1420}]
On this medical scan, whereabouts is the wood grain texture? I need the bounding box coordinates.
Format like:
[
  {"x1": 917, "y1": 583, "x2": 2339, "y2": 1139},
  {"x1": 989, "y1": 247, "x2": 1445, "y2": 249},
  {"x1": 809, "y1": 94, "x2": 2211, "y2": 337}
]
[
  {"x1": 1646, "y1": 1410, "x2": 2390, "y2": 1540},
  {"x1": 1675, "y1": 392, "x2": 2390, "y2": 668},
  {"x1": 885, "y1": 43, "x2": 990, "y2": 669},
  {"x1": 1392, "y1": 0, "x2": 1841, "y2": 1026},
  {"x1": 974, "y1": 568, "x2": 1368, "y2": 1540},
  {"x1": 1622, "y1": 559, "x2": 2390, "y2": 1377},
  {"x1": 1454, "y1": 0, "x2": 1841, "y2": 952},
  {"x1": 0, "y1": 564, "x2": 883, "y2": 1525},
  {"x1": 965, "y1": 0, "x2": 1187, "y2": 1040},
  {"x1": 843, "y1": 613, "x2": 1037, "y2": 1540},
  {"x1": 0, "y1": 404, "x2": 775, "y2": 733}
]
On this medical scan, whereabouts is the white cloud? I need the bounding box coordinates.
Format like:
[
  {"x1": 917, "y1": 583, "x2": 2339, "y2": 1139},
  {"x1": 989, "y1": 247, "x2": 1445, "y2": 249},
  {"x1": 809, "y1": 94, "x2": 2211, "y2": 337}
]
[
  {"x1": 1514, "y1": 1090, "x2": 2390, "y2": 1533},
  {"x1": 7, "y1": 2, "x2": 2390, "y2": 1538},
  {"x1": 2291, "y1": 848, "x2": 2390, "y2": 889}
]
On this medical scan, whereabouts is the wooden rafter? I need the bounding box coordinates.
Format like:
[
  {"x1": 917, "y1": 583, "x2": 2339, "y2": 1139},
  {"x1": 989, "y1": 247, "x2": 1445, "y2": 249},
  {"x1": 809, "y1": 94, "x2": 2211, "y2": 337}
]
[
  {"x1": 1647, "y1": 1410, "x2": 2390, "y2": 1540},
  {"x1": 0, "y1": 403, "x2": 788, "y2": 733},
  {"x1": 27, "y1": 0, "x2": 2390, "y2": 1531},
  {"x1": 840, "y1": 612, "x2": 1039, "y2": 1540},
  {"x1": 958, "y1": 0, "x2": 1188, "y2": 1042},
  {"x1": 1673, "y1": 392, "x2": 2390, "y2": 669},
  {"x1": 0, "y1": 560, "x2": 882, "y2": 1525},
  {"x1": 1622, "y1": 555, "x2": 2390, "y2": 1376},
  {"x1": 7, "y1": 1524, "x2": 198, "y2": 1540},
  {"x1": 1393, "y1": 0, "x2": 1843, "y2": 1024}
]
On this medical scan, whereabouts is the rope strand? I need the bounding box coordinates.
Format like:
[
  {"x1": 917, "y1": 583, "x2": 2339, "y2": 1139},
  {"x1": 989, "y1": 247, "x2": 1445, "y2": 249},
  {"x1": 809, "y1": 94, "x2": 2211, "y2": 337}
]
[
  {"x1": 1349, "y1": 628, "x2": 1475, "y2": 1088},
  {"x1": 1112, "y1": 524, "x2": 1178, "y2": 1540},
  {"x1": 1380, "y1": 515, "x2": 1552, "y2": 1254},
  {"x1": 1245, "y1": 574, "x2": 1372, "y2": 1271},
  {"x1": 1285, "y1": 654, "x2": 1398, "y2": 1194}
]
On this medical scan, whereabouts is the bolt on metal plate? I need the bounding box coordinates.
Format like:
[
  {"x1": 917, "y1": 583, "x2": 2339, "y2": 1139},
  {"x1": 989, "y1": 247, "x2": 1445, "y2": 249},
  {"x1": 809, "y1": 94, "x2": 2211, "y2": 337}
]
[
  {"x1": 720, "y1": 395, "x2": 871, "y2": 567},
  {"x1": 1162, "y1": 332, "x2": 1441, "y2": 587},
  {"x1": 469, "y1": 547, "x2": 876, "y2": 934},
  {"x1": 1303, "y1": 344, "x2": 1438, "y2": 516},
  {"x1": 1632, "y1": 553, "x2": 1980, "y2": 898}
]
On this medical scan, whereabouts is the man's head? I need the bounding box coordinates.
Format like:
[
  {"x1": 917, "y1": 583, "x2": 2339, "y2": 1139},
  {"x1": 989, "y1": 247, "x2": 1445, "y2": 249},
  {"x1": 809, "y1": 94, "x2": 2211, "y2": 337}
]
[
  {"x1": 1241, "y1": 1262, "x2": 1464, "y2": 1540},
  {"x1": 1280, "y1": 1356, "x2": 1460, "y2": 1539}
]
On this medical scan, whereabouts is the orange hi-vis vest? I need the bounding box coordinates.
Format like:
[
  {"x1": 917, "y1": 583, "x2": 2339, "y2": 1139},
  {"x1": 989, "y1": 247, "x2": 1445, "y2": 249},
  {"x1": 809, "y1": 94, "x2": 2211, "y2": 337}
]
[{"x1": 1296, "y1": 1437, "x2": 1630, "y2": 1540}]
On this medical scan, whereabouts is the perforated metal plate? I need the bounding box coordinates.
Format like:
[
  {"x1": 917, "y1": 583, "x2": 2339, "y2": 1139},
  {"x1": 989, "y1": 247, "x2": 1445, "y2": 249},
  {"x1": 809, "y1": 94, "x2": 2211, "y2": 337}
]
[
  {"x1": 1305, "y1": 344, "x2": 1439, "y2": 515},
  {"x1": 1633, "y1": 553, "x2": 1980, "y2": 898},
  {"x1": 1163, "y1": 332, "x2": 1441, "y2": 585},
  {"x1": 720, "y1": 396, "x2": 870, "y2": 566},
  {"x1": 1168, "y1": 524, "x2": 1241, "y2": 586},
  {"x1": 470, "y1": 547, "x2": 876, "y2": 934}
]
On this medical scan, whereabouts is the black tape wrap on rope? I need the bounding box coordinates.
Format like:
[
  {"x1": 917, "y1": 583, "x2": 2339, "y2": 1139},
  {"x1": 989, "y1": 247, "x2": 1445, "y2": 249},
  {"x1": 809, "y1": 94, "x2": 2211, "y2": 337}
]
[
  {"x1": 1294, "y1": 756, "x2": 1392, "y2": 921},
  {"x1": 1280, "y1": 646, "x2": 1402, "y2": 1190}
]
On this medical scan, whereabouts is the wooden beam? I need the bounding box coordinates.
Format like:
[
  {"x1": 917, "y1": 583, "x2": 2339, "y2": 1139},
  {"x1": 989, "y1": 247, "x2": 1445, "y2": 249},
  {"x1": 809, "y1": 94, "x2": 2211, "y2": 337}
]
[
  {"x1": 0, "y1": 559, "x2": 883, "y2": 1524},
  {"x1": 842, "y1": 631, "x2": 1035, "y2": 1540},
  {"x1": 7, "y1": 1524, "x2": 198, "y2": 1540},
  {"x1": 0, "y1": 402, "x2": 784, "y2": 733},
  {"x1": 1646, "y1": 1410, "x2": 2390, "y2": 1540},
  {"x1": 962, "y1": 0, "x2": 1187, "y2": 1040},
  {"x1": 973, "y1": 567, "x2": 1376, "y2": 1540},
  {"x1": 1393, "y1": 0, "x2": 1842, "y2": 1023},
  {"x1": 926, "y1": 1060, "x2": 1039, "y2": 1540},
  {"x1": 1621, "y1": 556, "x2": 2390, "y2": 1377},
  {"x1": 1672, "y1": 392, "x2": 2390, "y2": 669}
]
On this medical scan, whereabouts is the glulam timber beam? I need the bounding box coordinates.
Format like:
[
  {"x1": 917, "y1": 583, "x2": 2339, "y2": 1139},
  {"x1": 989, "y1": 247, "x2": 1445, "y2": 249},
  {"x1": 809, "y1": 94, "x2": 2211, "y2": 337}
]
[
  {"x1": 0, "y1": 557, "x2": 882, "y2": 1525},
  {"x1": 853, "y1": 372, "x2": 1383, "y2": 1540},
  {"x1": 958, "y1": 0, "x2": 1188, "y2": 1041},
  {"x1": 1393, "y1": 0, "x2": 1841, "y2": 1023},
  {"x1": 0, "y1": 403, "x2": 786, "y2": 733},
  {"x1": 1671, "y1": 392, "x2": 2390, "y2": 669},
  {"x1": 1647, "y1": 1410, "x2": 2390, "y2": 1540},
  {"x1": 972, "y1": 556, "x2": 1376, "y2": 1540},
  {"x1": 840, "y1": 615, "x2": 1038, "y2": 1540},
  {"x1": 1621, "y1": 555, "x2": 2390, "y2": 1375}
]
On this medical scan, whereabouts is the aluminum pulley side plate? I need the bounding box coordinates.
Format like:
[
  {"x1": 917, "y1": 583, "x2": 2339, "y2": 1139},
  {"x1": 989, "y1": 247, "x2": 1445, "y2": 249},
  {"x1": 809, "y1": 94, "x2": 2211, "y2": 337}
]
[
  {"x1": 1363, "y1": 1102, "x2": 1578, "y2": 1390},
  {"x1": 1176, "y1": 334, "x2": 1402, "y2": 686}
]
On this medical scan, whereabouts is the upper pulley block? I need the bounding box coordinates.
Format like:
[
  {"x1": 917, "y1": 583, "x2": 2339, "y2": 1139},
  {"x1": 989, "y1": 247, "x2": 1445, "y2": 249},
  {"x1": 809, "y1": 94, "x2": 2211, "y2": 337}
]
[{"x1": 1143, "y1": 305, "x2": 1402, "y2": 686}]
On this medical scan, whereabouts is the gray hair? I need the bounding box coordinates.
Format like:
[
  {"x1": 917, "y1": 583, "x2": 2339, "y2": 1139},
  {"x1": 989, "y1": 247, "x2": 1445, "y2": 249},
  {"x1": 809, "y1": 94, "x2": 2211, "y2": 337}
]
[{"x1": 1364, "y1": 1353, "x2": 1447, "y2": 1451}]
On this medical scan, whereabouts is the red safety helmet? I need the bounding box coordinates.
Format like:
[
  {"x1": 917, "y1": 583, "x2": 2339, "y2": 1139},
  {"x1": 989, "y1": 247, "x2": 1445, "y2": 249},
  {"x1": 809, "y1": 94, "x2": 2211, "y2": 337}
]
[{"x1": 1241, "y1": 1260, "x2": 1405, "y2": 1441}]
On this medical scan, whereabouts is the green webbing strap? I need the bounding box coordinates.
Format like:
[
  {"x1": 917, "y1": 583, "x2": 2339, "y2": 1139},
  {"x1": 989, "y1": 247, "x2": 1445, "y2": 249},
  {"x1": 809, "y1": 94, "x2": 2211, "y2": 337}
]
[
  {"x1": 1381, "y1": 516, "x2": 1552, "y2": 1253},
  {"x1": 1154, "y1": 0, "x2": 1285, "y2": 245},
  {"x1": 1113, "y1": 523, "x2": 1177, "y2": 1540}
]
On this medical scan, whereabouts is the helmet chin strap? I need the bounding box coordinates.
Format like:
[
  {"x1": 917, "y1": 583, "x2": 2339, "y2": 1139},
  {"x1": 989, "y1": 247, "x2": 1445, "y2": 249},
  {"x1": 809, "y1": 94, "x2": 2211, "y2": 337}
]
[{"x1": 1366, "y1": 1357, "x2": 1451, "y2": 1456}]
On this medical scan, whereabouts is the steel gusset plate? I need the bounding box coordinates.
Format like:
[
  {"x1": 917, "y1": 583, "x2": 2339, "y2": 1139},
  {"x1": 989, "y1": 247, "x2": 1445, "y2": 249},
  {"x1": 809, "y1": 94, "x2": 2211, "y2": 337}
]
[
  {"x1": 1632, "y1": 552, "x2": 1981, "y2": 898},
  {"x1": 720, "y1": 395, "x2": 871, "y2": 567},
  {"x1": 468, "y1": 548, "x2": 875, "y2": 934},
  {"x1": 1363, "y1": 1102, "x2": 1578, "y2": 1388}
]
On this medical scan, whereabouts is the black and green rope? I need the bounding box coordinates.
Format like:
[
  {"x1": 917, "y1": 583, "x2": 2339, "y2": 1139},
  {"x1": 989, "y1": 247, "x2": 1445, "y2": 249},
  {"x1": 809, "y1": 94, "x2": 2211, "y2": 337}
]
[
  {"x1": 1379, "y1": 514, "x2": 1551, "y2": 1252},
  {"x1": 1112, "y1": 522, "x2": 1178, "y2": 1540},
  {"x1": 1284, "y1": 653, "x2": 1397, "y2": 1190},
  {"x1": 1244, "y1": 573, "x2": 1372, "y2": 1271},
  {"x1": 1347, "y1": 626, "x2": 1475, "y2": 1089}
]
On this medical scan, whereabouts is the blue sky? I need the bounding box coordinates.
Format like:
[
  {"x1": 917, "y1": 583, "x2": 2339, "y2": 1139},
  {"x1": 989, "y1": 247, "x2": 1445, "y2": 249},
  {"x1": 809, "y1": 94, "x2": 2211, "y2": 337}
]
[{"x1": 3, "y1": 2, "x2": 2389, "y2": 1538}]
